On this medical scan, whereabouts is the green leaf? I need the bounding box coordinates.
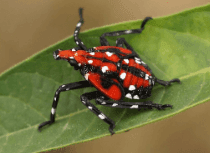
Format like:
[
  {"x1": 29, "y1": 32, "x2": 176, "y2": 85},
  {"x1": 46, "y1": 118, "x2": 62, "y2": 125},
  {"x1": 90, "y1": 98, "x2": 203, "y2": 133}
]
[{"x1": 0, "y1": 4, "x2": 210, "y2": 153}]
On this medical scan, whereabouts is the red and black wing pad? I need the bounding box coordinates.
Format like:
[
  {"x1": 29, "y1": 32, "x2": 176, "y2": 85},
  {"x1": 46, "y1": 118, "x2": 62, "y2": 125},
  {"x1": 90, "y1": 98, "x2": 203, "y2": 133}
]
[{"x1": 86, "y1": 72, "x2": 125, "y2": 101}]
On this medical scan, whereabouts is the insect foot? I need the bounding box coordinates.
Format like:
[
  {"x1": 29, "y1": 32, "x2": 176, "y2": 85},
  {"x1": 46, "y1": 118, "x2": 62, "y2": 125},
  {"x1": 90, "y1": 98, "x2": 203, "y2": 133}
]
[
  {"x1": 156, "y1": 78, "x2": 181, "y2": 86},
  {"x1": 154, "y1": 103, "x2": 173, "y2": 110},
  {"x1": 38, "y1": 120, "x2": 54, "y2": 132},
  {"x1": 109, "y1": 124, "x2": 116, "y2": 135}
]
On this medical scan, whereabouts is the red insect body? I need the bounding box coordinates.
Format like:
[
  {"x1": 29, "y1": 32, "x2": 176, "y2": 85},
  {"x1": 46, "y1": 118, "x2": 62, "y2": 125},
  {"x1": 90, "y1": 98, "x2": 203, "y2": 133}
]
[
  {"x1": 57, "y1": 46, "x2": 153, "y2": 100},
  {"x1": 87, "y1": 72, "x2": 122, "y2": 100}
]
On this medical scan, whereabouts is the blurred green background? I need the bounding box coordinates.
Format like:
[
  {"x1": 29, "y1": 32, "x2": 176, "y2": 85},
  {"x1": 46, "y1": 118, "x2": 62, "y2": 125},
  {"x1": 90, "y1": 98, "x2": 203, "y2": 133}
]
[{"x1": 0, "y1": 0, "x2": 210, "y2": 153}]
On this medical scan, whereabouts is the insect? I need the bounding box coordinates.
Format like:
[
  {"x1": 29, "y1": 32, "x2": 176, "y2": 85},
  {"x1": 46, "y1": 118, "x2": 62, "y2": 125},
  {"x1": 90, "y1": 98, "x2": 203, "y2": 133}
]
[{"x1": 38, "y1": 8, "x2": 180, "y2": 135}]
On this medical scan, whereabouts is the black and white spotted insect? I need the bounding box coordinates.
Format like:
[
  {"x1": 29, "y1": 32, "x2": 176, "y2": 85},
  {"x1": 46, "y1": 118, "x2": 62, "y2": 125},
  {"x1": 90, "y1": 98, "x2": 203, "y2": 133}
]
[{"x1": 38, "y1": 8, "x2": 181, "y2": 135}]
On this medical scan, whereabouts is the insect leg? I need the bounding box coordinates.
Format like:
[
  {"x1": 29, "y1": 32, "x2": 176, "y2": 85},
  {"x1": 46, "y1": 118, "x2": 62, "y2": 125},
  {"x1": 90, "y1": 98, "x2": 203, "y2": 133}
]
[
  {"x1": 100, "y1": 17, "x2": 152, "y2": 46},
  {"x1": 96, "y1": 98, "x2": 172, "y2": 110},
  {"x1": 116, "y1": 37, "x2": 133, "y2": 49},
  {"x1": 116, "y1": 37, "x2": 139, "y2": 57},
  {"x1": 115, "y1": 37, "x2": 153, "y2": 72},
  {"x1": 81, "y1": 91, "x2": 116, "y2": 135},
  {"x1": 71, "y1": 46, "x2": 82, "y2": 51},
  {"x1": 155, "y1": 78, "x2": 181, "y2": 86},
  {"x1": 74, "y1": 8, "x2": 87, "y2": 50},
  {"x1": 38, "y1": 80, "x2": 92, "y2": 131}
]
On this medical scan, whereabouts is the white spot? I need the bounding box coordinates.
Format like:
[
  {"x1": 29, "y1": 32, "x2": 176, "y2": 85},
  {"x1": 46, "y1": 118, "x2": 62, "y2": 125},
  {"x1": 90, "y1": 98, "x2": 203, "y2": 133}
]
[
  {"x1": 124, "y1": 59, "x2": 129, "y2": 64},
  {"x1": 133, "y1": 95, "x2": 139, "y2": 99},
  {"x1": 101, "y1": 66, "x2": 109, "y2": 73},
  {"x1": 141, "y1": 61, "x2": 146, "y2": 65},
  {"x1": 62, "y1": 85, "x2": 65, "y2": 87},
  {"x1": 102, "y1": 102, "x2": 106, "y2": 104},
  {"x1": 149, "y1": 79, "x2": 152, "y2": 85},
  {"x1": 145, "y1": 74, "x2": 149, "y2": 80},
  {"x1": 152, "y1": 80, "x2": 155, "y2": 85},
  {"x1": 134, "y1": 57, "x2": 140, "y2": 60},
  {"x1": 112, "y1": 103, "x2": 118, "y2": 107},
  {"x1": 51, "y1": 108, "x2": 56, "y2": 114},
  {"x1": 69, "y1": 56, "x2": 74, "y2": 59},
  {"x1": 135, "y1": 59, "x2": 141, "y2": 64},
  {"x1": 66, "y1": 88, "x2": 70, "y2": 91},
  {"x1": 125, "y1": 93, "x2": 132, "y2": 99},
  {"x1": 125, "y1": 30, "x2": 132, "y2": 34},
  {"x1": 85, "y1": 73, "x2": 90, "y2": 80},
  {"x1": 120, "y1": 73, "x2": 126, "y2": 80},
  {"x1": 72, "y1": 48, "x2": 76, "y2": 51},
  {"x1": 88, "y1": 60, "x2": 93, "y2": 64},
  {"x1": 90, "y1": 52, "x2": 95, "y2": 55},
  {"x1": 128, "y1": 85, "x2": 136, "y2": 91},
  {"x1": 106, "y1": 52, "x2": 113, "y2": 57},
  {"x1": 135, "y1": 57, "x2": 141, "y2": 64},
  {"x1": 88, "y1": 106, "x2": 93, "y2": 110},
  {"x1": 76, "y1": 22, "x2": 82, "y2": 27},
  {"x1": 130, "y1": 105, "x2": 138, "y2": 109},
  {"x1": 75, "y1": 30, "x2": 78, "y2": 33},
  {"x1": 56, "y1": 91, "x2": 58, "y2": 95},
  {"x1": 98, "y1": 113, "x2": 106, "y2": 119},
  {"x1": 76, "y1": 41, "x2": 79, "y2": 45},
  {"x1": 78, "y1": 63, "x2": 81, "y2": 67},
  {"x1": 56, "y1": 55, "x2": 60, "y2": 58},
  {"x1": 54, "y1": 97, "x2": 56, "y2": 101},
  {"x1": 82, "y1": 101, "x2": 86, "y2": 104}
]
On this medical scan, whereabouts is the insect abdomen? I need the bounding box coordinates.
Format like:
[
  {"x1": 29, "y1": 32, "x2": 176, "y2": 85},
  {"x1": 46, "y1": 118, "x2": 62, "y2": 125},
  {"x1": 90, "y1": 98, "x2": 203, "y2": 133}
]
[{"x1": 119, "y1": 58, "x2": 154, "y2": 99}]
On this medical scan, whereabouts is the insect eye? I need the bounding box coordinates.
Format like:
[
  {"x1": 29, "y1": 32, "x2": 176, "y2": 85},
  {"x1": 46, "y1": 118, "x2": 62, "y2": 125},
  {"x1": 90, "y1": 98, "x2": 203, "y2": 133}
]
[{"x1": 53, "y1": 49, "x2": 62, "y2": 60}]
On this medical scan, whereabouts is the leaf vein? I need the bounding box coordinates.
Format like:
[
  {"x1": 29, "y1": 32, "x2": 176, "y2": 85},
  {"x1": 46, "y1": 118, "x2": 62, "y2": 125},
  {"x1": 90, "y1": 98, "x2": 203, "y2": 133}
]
[{"x1": 19, "y1": 128, "x2": 36, "y2": 153}]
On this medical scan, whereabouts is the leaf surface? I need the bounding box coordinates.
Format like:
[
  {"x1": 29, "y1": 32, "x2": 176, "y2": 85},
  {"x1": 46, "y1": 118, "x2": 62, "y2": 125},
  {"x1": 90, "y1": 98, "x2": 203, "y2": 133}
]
[{"x1": 0, "y1": 4, "x2": 210, "y2": 153}]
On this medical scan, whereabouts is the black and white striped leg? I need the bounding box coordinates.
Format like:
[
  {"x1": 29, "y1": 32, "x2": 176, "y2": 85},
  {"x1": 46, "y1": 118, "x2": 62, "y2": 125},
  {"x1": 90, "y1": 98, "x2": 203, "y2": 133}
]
[
  {"x1": 116, "y1": 38, "x2": 133, "y2": 49},
  {"x1": 141, "y1": 17, "x2": 153, "y2": 29},
  {"x1": 38, "y1": 80, "x2": 92, "y2": 131},
  {"x1": 74, "y1": 8, "x2": 87, "y2": 50},
  {"x1": 100, "y1": 17, "x2": 153, "y2": 46},
  {"x1": 155, "y1": 78, "x2": 181, "y2": 86},
  {"x1": 80, "y1": 91, "x2": 116, "y2": 135},
  {"x1": 96, "y1": 98, "x2": 172, "y2": 110},
  {"x1": 100, "y1": 36, "x2": 110, "y2": 46},
  {"x1": 116, "y1": 37, "x2": 139, "y2": 57},
  {"x1": 115, "y1": 37, "x2": 152, "y2": 71}
]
